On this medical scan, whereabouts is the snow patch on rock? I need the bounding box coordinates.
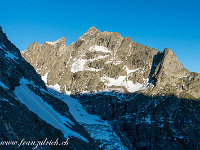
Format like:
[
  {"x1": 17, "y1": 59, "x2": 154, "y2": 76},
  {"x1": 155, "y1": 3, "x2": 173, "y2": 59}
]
[
  {"x1": 71, "y1": 59, "x2": 86, "y2": 73},
  {"x1": 105, "y1": 59, "x2": 123, "y2": 65},
  {"x1": 89, "y1": 45, "x2": 111, "y2": 53},
  {"x1": 124, "y1": 66, "x2": 140, "y2": 75},
  {"x1": 70, "y1": 57, "x2": 105, "y2": 73},
  {"x1": 48, "y1": 84, "x2": 61, "y2": 92},
  {"x1": 101, "y1": 76, "x2": 146, "y2": 93},
  {"x1": 42, "y1": 72, "x2": 48, "y2": 84}
]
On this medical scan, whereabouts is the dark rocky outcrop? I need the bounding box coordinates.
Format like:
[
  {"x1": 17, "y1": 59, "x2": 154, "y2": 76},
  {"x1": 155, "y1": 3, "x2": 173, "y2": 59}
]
[{"x1": 73, "y1": 92, "x2": 200, "y2": 150}]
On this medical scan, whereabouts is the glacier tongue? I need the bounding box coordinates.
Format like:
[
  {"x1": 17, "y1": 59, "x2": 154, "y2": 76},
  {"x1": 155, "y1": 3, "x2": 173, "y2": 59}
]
[
  {"x1": 48, "y1": 88, "x2": 128, "y2": 150},
  {"x1": 14, "y1": 79, "x2": 88, "y2": 142}
]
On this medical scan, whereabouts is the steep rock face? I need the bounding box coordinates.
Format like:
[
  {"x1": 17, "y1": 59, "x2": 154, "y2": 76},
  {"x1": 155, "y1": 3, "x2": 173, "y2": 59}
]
[
  {"x1": 22, "y1": 27, "x2": 200, "y2": 99},
  {"x1": 145, "y1": 48, "x2": 200, "y2": 99},
  {"x1": 0, "y1": 27, "x2": 98, "y2": 150},
  {"x1": 21, "y1": 37, "x2": 67, "y2": 75},
  {"x1": 151, "y1": 48, "x2": 188, "y2": 87},
  {"x1": 187, "y1": 73, "x2": 200, "y2": 97},
  {"x1": 73, "y1": 92, "x2": 200, "y2": 150}
]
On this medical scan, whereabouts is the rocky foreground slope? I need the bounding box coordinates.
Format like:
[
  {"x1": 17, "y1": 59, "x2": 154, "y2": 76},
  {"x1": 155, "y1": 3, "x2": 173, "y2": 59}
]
[{"x1": 22, "y1": 27, "x2": 200, "y2": 99}]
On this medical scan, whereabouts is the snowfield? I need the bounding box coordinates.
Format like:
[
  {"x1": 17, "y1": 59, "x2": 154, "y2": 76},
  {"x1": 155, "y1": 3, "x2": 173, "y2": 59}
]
[
  {"x1": 14, "y1": 79, "x2": 88, "y2": 142},
  {"x1": 100, "y1": 76, "x2": 146, "y2": 93}
]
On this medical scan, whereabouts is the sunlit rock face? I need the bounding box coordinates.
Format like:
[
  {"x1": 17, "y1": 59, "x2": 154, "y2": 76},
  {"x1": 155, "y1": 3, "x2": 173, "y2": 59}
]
[{"x1": 23, "y1": 27, "x2": 200, "y2": 99}]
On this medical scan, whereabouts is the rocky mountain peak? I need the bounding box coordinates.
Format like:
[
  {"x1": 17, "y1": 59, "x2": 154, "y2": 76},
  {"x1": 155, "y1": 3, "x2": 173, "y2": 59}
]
[
  {"x1": 162, "y1": 48, "x2": 187, "y2": 74},
  {"x1": 151, "y1": 48, "x2": 189, "y2": 88},
  {"x1": 79, "y1": 26, "x2": 100, "y2": 42},
  {"x1": 79, "y1": 27, "x2": 123, "y2": 49},
  {"x1": 163, "y1": 47, "x2": 173, "y2": 54},
  {"x1": 22, "y1": 27, "x2": 200, "y2": 99},
  {"x1": 86, "y1": 26, "x2": 98, "y2": 33}
]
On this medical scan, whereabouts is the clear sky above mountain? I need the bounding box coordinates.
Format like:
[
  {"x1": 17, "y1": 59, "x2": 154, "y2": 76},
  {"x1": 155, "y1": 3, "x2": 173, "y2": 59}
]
[{"x1": 1, "y1": 0, "x2": 200, "y2": 73}]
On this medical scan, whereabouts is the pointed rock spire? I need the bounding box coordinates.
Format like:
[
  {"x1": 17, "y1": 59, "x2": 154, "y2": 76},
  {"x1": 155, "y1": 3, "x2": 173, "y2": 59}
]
[
  {"x1": 151, "y1": 48, "x2": 189, "y2": 87},
  {"x1": 86, "y1": 26, "x2": 98, "y2": 33}
]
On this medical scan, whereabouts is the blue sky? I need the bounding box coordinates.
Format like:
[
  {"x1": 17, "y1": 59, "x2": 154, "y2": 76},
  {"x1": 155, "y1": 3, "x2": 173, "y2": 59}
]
[{"x1": 1, "y1": 0, "x2": 200, "y2": 73}]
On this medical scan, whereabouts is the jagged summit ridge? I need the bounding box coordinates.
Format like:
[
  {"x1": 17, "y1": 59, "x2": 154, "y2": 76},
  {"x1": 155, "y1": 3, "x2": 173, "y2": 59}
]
[
  {"x1": 22, "y1": 36, "x2": 67, "y2": 76},
  {"x1": 22, "y1": 27, "x2": 200, "y2": 99}
]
